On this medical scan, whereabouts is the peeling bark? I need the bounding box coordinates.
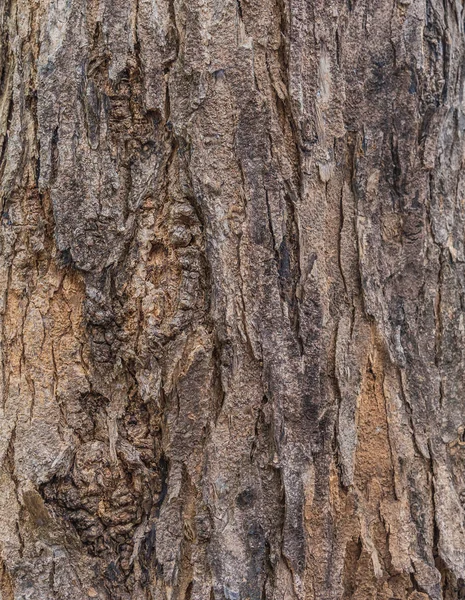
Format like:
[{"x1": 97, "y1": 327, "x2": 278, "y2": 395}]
[{"x1": 1, "y1": 0, "x2": 465, "y2": 598}]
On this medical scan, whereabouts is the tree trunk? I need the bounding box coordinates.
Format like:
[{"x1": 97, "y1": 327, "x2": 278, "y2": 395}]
[{"x1": 1, "y1": 0, "x2": 464, "y2": 598}]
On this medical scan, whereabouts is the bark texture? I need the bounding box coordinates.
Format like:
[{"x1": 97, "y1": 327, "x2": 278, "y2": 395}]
[{"x1": 1, "y1": 0, "x2": 465, "y2": 598}]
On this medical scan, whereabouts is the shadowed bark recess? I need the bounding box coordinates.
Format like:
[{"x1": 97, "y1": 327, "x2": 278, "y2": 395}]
[{"x1": 0, "y1": 0, "x2": 465, "y2": 598}]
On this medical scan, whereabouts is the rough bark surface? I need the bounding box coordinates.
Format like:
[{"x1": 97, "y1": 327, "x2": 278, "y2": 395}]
[{"x1": 1, "y1": 0, "x2": 465, "y2": 598}]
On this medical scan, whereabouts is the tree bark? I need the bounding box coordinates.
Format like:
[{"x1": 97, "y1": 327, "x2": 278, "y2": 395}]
[{"x1": 0, "y1": 0, "x2": 464, "y2": 598}]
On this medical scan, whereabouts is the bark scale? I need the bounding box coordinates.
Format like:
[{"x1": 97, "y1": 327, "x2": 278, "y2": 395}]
[{"x1": 0, "y1": 0, "x2": 464, "y2": 599}]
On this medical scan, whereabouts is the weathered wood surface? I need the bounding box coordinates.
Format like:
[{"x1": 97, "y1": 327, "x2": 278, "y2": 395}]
[{"x1": 0, "y1": 0, "x2": 465, "y2": 598}]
